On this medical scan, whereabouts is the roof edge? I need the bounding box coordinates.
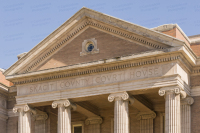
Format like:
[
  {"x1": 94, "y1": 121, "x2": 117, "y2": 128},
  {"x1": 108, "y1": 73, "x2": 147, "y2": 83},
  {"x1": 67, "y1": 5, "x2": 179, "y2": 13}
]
[
  {"x1": 4, "y1": 7, "x2": 191, "y2": 76},
  {"x1": 0, "y1": 68, "x2": 5, "y2": 73},
  {"x1": 151, "y1": 24, "x2": 191, "y2": 44}
]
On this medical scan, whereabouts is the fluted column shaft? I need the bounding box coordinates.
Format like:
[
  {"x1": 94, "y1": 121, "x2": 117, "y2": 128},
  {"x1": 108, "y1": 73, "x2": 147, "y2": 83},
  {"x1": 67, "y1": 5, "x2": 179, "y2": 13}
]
[
  {"x1": 108, "y1": 92, "x2": 133, "y2": 133},
  {"x1": 181, "y1": 97, "x2": 194, "y2": 133},
  {"x1": 52, "y1": 99, "x2": 76, "y2": 133},
  {"x1": 58, "y1": 106, "x2": 71, "y2": 133},
  {"x1": 13, "y1": 104, "x2": 34, "y2": 133},
  {"x1": 115, "y1": 98, "x2": 129, "y2": 133},
  {"x1": 165, "y1": 91, "x2": 180, "y2": 133},
  {"x1": 33, "y1": 109, "x2": 48, "y2": 133},
  {"x1": 18, "y1": 110, "x2": 31, "y2": 133},
  {"x1": 136, "y1": 112, "x2": 156, "y2": 133},
  {"x1": 85, "y1": 117, "x2": 103, "y2": 133},
  {"x1": 159, "y1": 86, "x2": 186, "y2": 133}
]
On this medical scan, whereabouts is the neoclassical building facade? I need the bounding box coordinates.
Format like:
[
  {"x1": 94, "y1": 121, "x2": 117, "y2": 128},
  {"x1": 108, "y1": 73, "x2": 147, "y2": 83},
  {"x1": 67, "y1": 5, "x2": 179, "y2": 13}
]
[{"x1": 1, "y1": 7, "x2": 200, "y2": 133}]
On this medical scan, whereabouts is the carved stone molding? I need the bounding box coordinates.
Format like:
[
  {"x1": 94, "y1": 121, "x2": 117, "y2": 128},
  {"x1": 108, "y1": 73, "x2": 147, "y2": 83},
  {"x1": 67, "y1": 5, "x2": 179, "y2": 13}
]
[
  {"x1": 158, "y1": 86, "x2": 186, "y2": 99},
  {"x1": 181, "y1": 97, "x2": 194, "y2": 105},
  {"x1": 136, "y1": 112, "x2": 156, "y2": 120},
  {"x1": 32, "y1": 109, "x2": 48, "y2": 121},
  {"x1": 80, "y1": 38, "x2": 99, "y2": 56},
  {"x1": 13, "y1": 104, "x2": 36, "y2": 114},
  {"x1": 85, "y1": 116, "x2": 103, "y2": 125},
  {"x1": 52, "y1": 99, "x2": 76, "y2": 110},
  {"x1": 108, "y1": 92, "x2": 134, "y2": 104},
  {"x1": 13, "y1": 55, "x2": 181, "y2": 85}
]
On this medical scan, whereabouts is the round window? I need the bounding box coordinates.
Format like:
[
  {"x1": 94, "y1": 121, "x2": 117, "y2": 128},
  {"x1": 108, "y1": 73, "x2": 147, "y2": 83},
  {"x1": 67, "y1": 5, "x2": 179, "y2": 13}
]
[{"x1": 87, "y1": 44, "x2": 94, "y2": 51}]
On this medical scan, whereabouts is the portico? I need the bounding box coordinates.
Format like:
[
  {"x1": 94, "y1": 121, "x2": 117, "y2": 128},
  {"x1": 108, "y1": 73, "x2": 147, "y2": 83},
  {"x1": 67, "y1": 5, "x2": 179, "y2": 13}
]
[
  {"x1": 10, "y1": 56, "x2": 192, "y2": 133},
  {"x1": 3, "y1": 7, "x2": 196, "y2": 133}
]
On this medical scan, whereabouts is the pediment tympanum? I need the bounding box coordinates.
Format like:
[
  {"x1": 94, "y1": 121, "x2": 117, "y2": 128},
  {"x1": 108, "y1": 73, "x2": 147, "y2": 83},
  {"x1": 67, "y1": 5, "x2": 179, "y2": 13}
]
[{"x1": 34, "y1": 27, "x2": 156, "y2": 71}]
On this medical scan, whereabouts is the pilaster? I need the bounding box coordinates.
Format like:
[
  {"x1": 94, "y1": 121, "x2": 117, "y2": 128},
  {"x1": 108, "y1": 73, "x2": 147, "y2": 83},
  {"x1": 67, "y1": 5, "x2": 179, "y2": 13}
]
[
  {"x1": 52, "y1": 99, "x2": 76, "y2": 133},
  {"x1": 13, "y1": 104, "x2": 35, "y2": 133},
  {"x1": 33, "y1": 109, "x2": 48, "y2": 133},
  {"x1": 85, "y1": 116, "x2": 103, "y2": 133},
  {"x1": 136, "y1": 112, "x2": 156, "y2": 133},
  {"x1": 108, "y1": 92, "x2": 133, "y2": 133},
  {"x1": 181, "y1": 97, "x2": 194, "y2": 133},
  {"x1": 159, "y1": 86, "x2": 186, "y2": 133}
]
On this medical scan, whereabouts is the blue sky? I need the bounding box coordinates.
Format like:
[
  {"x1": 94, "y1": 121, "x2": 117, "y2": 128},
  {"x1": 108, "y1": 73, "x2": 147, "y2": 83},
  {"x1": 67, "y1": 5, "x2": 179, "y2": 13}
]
[{"x1": 0, "y1": 0, "x2": 200, "y2": 69}]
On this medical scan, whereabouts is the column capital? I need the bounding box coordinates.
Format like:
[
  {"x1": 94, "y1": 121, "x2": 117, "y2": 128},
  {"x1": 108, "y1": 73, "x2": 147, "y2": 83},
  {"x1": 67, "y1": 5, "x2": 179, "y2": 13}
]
[
  {"x1": 108, "y1": 91, "x2": 134, "y2": 104},
  {"x1": 13, "y1": 104, "x2": 36, "y2": 114},
  {"x1": 32, "y1": 109, "x2": 48, "y2": 121},
  {"x1": 136, "y1": 111, "x2": 156, "y2": 120},
  {"x1": 85, "y1": 116, "x2": 103, "y2": 125},
  {"x1": 158, "y1": 86, "x2": 186, "y2": 98},
  {"x1": 181, "y1": 97, "x2": 194, "y2": 105},
  {"x1": 52, "y1": 99, "x2": 76, "y2": 110}
]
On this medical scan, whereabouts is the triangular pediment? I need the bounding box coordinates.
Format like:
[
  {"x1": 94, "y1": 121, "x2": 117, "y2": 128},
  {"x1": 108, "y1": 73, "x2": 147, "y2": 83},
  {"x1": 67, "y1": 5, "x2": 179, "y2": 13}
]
[
  {"x1": 4, "y1": 7, "x2": 185, "y2": 76},
  {"x1": 34, "y1": 27, "x2": 157, "y2": 71}
]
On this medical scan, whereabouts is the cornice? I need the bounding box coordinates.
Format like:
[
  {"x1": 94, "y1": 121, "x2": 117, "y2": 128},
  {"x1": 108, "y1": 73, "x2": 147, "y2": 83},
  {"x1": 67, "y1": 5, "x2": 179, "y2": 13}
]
[
  {"x1": 10, "y1": 54, "x2": 181, "y2": 85},
  {"x1": 0, "y1": 83, "x2": 9, "y2": 92}
]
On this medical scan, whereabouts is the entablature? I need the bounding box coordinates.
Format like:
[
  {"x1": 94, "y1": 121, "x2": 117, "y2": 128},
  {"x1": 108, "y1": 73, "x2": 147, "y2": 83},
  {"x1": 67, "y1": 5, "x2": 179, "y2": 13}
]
[{"x1": 6, "y1": 52, "x2": 189, "y2": 86}]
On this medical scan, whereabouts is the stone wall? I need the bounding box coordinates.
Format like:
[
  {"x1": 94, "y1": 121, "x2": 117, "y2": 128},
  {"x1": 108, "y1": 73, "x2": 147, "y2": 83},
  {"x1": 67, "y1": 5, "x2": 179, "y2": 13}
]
[
  {"x1": 7, "y1": 117, "x2": 18, "y2": 133},
  {"x1": 191, "y1": 96, "x2": 200, "y2": 133}
]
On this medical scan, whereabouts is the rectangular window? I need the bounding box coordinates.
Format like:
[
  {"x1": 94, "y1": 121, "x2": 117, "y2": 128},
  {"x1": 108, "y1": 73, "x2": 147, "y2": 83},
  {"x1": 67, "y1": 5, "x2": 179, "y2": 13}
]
[
  {"x1": 72, "y1": 121, "x2": 84, "y2": 133},
  {"x1": 73, "y1": 125, "x2": 82, "y2": 133}
]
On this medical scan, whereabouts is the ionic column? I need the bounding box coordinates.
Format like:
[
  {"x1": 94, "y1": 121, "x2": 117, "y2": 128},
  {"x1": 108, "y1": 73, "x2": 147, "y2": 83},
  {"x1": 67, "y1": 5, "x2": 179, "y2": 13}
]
[
  {"x1": 33, "y1": 109, "x2": 48, "y2": 133},
  {"x1": 181, "y1": 97, "x2": 194, "y2": 133},
  {"x1": 159, "y1": 86, "x2": 186, "y2": 133},
  {"x1": 136, "y1": 112, "x2": 156, "y2": 133},
  {"x1": 13, "y1": 104, "x2": 35, "y2": 133},
  {"x1": 85, "y1": 116, "x2": 103, "y2": 133},
  {"x1": 108, "y1": 92, "x2": 134, "y2": 133},
  {"x1": 52, "y1": 99, "x2": 76, "y2": 133}
]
